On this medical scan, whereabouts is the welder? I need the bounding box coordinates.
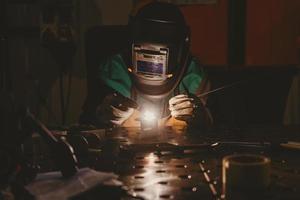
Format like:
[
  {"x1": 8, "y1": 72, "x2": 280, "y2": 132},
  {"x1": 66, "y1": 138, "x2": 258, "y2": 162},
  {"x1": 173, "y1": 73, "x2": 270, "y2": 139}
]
[{"x1": 86, "y1": 2, "x2": 213, "y2": 129}]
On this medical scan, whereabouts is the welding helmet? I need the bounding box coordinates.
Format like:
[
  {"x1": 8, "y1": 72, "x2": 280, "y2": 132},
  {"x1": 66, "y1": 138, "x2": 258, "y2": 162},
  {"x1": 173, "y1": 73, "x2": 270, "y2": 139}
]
[{"x1": 129, "y1": 2, "x2": 190, "y2": 97}]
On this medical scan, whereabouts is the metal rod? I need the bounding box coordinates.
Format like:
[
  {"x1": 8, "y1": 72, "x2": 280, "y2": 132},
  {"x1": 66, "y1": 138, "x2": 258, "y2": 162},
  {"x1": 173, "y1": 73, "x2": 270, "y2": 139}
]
[{"x1": 197, "y1": 79, "x2": 246, "y2": 98}]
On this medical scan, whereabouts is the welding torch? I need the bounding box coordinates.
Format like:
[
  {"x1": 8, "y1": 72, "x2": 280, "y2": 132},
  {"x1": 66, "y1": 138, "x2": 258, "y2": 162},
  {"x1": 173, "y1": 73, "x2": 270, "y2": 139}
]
[
  {"x1": 108, "y1": 92, "x2": 138, "y2": 109},
  {"x1": 110, "y1": 92, "x2": 157, "y2": 129}
]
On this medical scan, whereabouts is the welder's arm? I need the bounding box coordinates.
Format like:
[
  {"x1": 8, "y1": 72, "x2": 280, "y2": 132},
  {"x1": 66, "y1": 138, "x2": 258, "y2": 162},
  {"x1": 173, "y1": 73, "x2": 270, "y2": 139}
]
[{"x1": 96, "y1": 93, "x2": 138, "y2": 127}]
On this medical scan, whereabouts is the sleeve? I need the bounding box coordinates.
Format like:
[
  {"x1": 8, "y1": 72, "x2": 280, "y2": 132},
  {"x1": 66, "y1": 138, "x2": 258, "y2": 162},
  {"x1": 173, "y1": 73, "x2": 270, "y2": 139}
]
[
  {"x1": 98, "y1": 55, "x2": 132, "y2": 98},
  {"x1": 180, "y1": 57, "x2": 214, "y2": 129},
  {"x1": 179, "y1": 57, "x2": 204, "y2": 95},
  {"x1": 79, "y1": 55, "x2": 132, "y2": 126}
]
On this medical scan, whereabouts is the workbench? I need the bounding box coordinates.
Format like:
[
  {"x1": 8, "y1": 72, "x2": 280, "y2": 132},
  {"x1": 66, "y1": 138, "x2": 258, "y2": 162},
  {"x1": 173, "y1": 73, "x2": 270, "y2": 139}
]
[{"x1": 48, "y1": 125, "x2": 300, "y2": 200}]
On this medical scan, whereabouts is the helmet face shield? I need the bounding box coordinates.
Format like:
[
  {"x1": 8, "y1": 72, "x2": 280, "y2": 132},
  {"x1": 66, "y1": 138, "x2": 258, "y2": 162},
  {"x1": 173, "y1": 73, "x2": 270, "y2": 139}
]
[
  {"x1": 132, "y1": 43, "x2": 169, "y2": 83},
  {"x1": 129, "y1": 2, "x2": 190, "y2": 97}
]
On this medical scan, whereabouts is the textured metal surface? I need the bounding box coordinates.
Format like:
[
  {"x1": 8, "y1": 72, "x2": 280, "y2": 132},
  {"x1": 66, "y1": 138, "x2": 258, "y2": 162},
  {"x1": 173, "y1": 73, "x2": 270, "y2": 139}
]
[
  {"x1": 26, "y1": 126, "x2": 300, "y2": 199},
  {"x1": 97, "y1": 126, "x2": 300, "y2": 200}
]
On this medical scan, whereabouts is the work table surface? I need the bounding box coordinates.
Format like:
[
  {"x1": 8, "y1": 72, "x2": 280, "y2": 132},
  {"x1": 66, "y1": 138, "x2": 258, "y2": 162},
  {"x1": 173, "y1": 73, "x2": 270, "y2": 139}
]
[{"x1": 27, "y1": 125, "x2": 300, "y2": 199}]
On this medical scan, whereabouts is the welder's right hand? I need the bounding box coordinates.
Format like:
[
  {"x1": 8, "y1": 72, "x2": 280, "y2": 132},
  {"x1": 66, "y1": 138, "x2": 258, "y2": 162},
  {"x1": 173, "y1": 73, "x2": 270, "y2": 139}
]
[
  {"x1": 96, "y1": 93, "x2": 138, "y2": 126},
  {"x1": 109, "y1": 106, "x2": 135, "y2": 126}
]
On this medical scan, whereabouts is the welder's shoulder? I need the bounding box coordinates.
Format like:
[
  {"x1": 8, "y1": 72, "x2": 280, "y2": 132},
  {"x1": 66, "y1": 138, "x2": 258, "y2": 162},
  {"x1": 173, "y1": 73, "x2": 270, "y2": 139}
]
[
  {"x1": 98, "y1": 54, "x2": 132, "y2": 97},
  {"x1": 182, "y1": 56, "x2": 206, "y2": 85},
  {"x1": 98, "y1": 54, "x2": 128, "y2": 73},
  {"x1": 98, "y1": 54, "x2": 131, "y2": 81},
  {"x1": 187, "y1": 56, "x2": 206, "y2": 76}
]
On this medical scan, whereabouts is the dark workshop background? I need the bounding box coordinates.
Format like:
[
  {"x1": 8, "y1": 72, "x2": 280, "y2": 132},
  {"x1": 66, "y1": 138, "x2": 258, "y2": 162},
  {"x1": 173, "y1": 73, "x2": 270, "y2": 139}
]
[{"x1": 1, "y1": 0, "x2": 300, "y2": 126}]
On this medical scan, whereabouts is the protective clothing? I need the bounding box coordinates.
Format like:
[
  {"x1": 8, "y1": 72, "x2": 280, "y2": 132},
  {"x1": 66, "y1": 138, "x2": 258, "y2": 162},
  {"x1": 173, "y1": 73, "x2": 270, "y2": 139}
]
[
  {"x1": 99, "y1": 54, "x2": 204, "y2": 99},
  {"x1": 96, "y1": 92, "x2": 137, "y2": 126},
  {"x1": 98, "y1": 54, "x2": 206, "y2": 123},
  {"x1": 129, "y1": 2, "x2": 191, "y2": 97},
  {"x1": 93, "y1": 2, "x2": 213, "y2": 128},
  {"x1": 169, "y1": 94, "x2": 194, "y2": 120},
  {"x1": 110, "y1": 106, "x2": 134, "y2": 126},
  {"x1": 169, "y1": 93, "x2": 207, "y2": 122}
]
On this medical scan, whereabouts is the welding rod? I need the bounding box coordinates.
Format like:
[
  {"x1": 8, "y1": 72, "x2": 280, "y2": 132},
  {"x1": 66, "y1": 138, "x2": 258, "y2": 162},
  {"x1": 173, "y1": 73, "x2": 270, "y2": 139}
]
[
  {"x1": 117, "y1": 78, "x2": 248, "y2": 110},
  {"x1": 196, "y1": 79, "x2": 247, "y2": 98}
]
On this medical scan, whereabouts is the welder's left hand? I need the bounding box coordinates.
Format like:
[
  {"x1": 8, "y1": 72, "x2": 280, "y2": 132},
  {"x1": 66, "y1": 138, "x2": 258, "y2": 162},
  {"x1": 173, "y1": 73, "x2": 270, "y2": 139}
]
[{"x1": 169, "y1": 94, "x2": 203, "y2": 122}]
